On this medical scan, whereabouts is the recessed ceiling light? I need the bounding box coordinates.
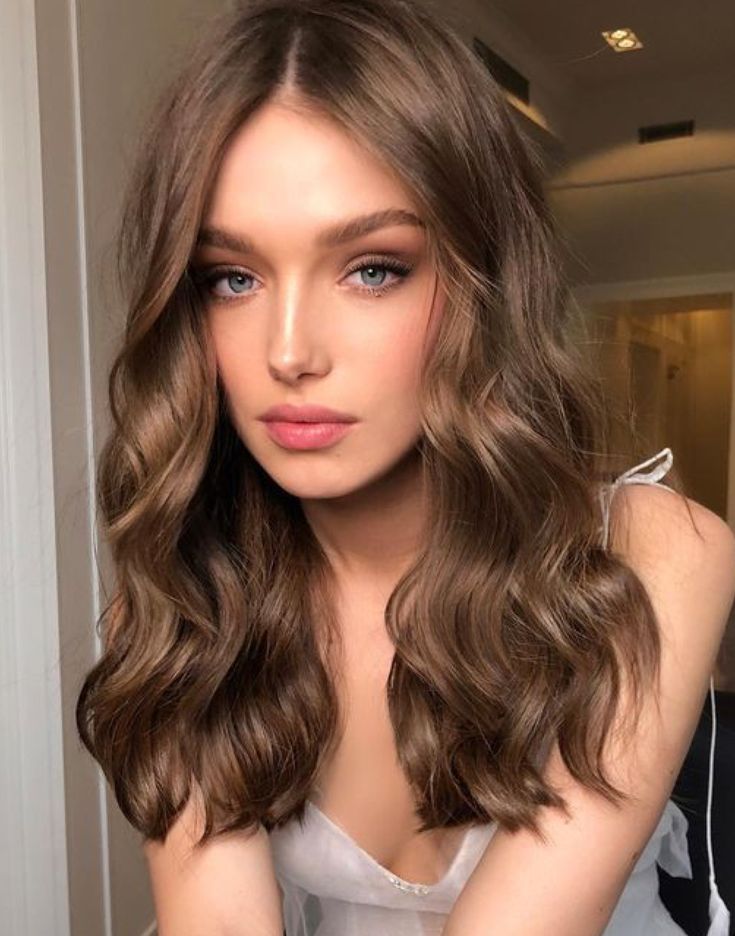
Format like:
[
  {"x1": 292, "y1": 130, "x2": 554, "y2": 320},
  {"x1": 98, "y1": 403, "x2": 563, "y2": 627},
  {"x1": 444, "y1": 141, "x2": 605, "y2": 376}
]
[{"x1": 602, "y1": 28, "x2": 643, "y2": 52}]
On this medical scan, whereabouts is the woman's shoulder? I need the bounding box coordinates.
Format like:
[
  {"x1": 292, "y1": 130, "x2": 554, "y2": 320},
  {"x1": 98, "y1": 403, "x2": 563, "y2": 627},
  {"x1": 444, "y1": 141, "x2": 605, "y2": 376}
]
[
  {"x1": 609, "y1": 478, "x2": 735, "y2": 670},
  {"x1": 610, "y1": 478, "x2": 735, "y2": 580}
]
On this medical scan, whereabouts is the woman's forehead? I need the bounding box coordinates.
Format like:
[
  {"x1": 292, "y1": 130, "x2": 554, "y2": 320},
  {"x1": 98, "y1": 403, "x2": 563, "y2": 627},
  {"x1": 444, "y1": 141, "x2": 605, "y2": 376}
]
[{"x1": 207, "y1": 101, "x2": 417, "y2": 219}]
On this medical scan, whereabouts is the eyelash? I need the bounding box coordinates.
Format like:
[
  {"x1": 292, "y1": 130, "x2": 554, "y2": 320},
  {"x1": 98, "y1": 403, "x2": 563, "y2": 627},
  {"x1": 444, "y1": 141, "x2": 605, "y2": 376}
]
[{"x1": 191, "y1": 255, "x2": 413, "y2": 304}]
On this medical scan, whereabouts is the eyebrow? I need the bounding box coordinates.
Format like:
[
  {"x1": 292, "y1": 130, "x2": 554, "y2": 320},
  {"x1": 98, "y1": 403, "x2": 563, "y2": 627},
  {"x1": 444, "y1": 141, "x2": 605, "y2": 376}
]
[{"x1": 195, "y1": 208, "x2": 425, "y2": 254}]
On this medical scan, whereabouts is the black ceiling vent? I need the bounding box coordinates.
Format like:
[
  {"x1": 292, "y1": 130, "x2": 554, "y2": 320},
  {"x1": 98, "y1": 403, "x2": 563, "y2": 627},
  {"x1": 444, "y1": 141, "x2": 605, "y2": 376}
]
[
  {"x1": 638, "y1": 119, "x2": 695, "y2": 144},
  {"x1": 473, "y1": 36, "x2": 530, "y2": 105}
]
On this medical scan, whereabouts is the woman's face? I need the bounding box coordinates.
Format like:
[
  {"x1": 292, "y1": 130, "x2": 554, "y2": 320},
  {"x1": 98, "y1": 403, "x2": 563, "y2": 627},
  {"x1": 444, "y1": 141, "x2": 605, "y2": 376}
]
[{"x1": 192, "y1": 99, "x2": 445, "y2": 501}]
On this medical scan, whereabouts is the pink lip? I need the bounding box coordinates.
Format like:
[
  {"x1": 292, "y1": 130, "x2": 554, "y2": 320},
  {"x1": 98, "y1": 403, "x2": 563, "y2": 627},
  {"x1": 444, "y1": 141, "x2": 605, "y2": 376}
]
[
  {"x1": 264, "y1": 420, "x2": 355, "y2": 450},
  {"x1": 259, "y1": 403, "x2": 357, "y2": 423}
]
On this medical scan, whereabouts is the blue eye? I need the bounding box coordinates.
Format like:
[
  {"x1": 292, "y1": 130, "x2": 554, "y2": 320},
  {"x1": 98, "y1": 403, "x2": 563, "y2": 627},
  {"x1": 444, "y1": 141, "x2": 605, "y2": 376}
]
[
  {"x1": 221, "y1": 271, "x2": 253, "y2": 294},
  {"x1": 195, "y1": 268, "x2": 254, "y2": 299},
  {"x1": 358, "y1": 266, "x2": 388, "y2": 288},
  {"x1": 344, "y1": 258, "x2": 412, "y2": 295}
]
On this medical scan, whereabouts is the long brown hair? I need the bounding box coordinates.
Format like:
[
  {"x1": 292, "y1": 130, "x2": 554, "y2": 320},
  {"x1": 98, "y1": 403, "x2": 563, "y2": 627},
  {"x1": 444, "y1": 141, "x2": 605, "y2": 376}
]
[{"x1": 76, "y1": 0, "x2": 690, "y2": 849}]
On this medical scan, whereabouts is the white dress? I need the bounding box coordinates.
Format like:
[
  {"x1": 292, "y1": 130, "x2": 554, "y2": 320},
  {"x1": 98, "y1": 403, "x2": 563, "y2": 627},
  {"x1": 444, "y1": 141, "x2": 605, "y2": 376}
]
[{"x1": 269, "y1": 448, "x2": 730, "y2": 935}]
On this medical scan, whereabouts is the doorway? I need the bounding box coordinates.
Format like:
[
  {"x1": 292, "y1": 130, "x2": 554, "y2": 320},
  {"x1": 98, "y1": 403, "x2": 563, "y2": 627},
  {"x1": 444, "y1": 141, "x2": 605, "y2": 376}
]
[{"x1": 587, "y1": 291, "x2": 733, "y2": 520}]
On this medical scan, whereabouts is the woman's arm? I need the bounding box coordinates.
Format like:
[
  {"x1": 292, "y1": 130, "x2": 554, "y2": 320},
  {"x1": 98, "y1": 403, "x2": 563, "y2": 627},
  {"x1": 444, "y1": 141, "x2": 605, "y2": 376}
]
[
  {"x1": 444, "y1": 483, "x2": 735, "y2": 936},
  {"x1": 144, "y1": 782, "x2": 284, "y2": 936}
]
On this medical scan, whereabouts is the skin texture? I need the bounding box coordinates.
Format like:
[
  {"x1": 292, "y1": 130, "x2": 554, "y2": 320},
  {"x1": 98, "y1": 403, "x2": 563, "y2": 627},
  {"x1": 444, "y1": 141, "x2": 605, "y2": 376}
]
[
  {"x1": 144, "y1": 785, "x2": 284, "y2": 936},
  {"x1": 193, "y1": 98, "x2": 446, "y2": 589}
]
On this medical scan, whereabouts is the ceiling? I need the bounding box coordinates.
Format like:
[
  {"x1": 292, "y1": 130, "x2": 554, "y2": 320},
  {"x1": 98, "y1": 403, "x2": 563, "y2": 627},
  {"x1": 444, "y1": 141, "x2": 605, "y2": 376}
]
[{"x1": 485, "y1": 0, "x2": 735, "y2": 87}]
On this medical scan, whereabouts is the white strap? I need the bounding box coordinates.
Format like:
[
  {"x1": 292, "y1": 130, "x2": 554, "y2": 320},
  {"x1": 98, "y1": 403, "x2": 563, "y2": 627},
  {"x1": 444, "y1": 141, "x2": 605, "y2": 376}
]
[
  {"x1": 599, "y1": 447, "x2": 674, "y2": 549},
  {"x1": 602, "y1": 448, "x2": 730, "y2": 934},
  {"x1": 611, "y1": 446, "x2": 674, "y2": 488}
]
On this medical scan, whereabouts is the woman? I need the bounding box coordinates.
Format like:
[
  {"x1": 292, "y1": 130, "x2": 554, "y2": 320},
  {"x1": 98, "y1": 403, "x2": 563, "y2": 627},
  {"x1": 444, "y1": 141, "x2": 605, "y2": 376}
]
[{"x1": 75, "y1": 1, "x2": 735, "y2": 933}]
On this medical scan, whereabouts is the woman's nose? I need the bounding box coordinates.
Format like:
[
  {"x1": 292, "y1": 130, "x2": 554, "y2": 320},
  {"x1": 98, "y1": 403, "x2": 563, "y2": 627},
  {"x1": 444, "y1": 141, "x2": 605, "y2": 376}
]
[{"x1": 265, "y1": 286, "x2": 329, "y2": 384}]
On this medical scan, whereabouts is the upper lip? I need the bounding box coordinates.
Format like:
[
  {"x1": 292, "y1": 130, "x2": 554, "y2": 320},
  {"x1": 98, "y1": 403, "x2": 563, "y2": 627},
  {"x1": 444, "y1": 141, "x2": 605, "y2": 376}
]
[{"x1": 259, "y1": 403, "x2": 358, "y2": 423}]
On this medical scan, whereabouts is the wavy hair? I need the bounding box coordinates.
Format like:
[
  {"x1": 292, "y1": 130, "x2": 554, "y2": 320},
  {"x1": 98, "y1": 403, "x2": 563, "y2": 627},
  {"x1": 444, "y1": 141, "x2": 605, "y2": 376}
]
[{"x1": 76, "y1": 0, "x2": 690, "y2": 849}]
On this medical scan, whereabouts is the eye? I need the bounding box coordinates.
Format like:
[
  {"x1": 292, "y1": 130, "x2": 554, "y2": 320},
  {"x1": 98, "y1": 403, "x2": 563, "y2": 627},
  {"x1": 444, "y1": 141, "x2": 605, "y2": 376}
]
[
  {"x1": 343, "y1": 256, "x2": 413, "y2": 297},
  {"x1": 191, "y1": 266, "x2": 255, "y2": 301}
]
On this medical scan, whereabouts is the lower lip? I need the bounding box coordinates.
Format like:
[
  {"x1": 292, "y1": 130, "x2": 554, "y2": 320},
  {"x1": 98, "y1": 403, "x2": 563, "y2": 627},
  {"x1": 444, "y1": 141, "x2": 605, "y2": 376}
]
[{"x1": 263, "y1": 420, "x2": 355, "y2": 450}]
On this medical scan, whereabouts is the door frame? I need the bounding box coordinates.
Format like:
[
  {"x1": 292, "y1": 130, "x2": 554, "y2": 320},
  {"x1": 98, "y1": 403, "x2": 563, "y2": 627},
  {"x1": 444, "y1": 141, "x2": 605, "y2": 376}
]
[
  {"x1": 0, "y1": 0, "x2": 111, "y2": 933},
  {"x1": 0, "y1": 0, "x2": 72, "y2": 931}
]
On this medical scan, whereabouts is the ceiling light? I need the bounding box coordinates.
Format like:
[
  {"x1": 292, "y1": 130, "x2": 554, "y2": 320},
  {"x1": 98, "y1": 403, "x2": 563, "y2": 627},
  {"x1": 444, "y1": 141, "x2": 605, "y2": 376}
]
[{"x1": 602, "y1": 28, "x2": 643, "y2": 52}]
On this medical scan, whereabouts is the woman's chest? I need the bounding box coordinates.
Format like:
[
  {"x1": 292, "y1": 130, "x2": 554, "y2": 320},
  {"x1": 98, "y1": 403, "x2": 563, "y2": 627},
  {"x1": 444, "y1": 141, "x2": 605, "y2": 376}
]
[{"x1": 312, "y1": 604, "x2": 469, "y2": 886}]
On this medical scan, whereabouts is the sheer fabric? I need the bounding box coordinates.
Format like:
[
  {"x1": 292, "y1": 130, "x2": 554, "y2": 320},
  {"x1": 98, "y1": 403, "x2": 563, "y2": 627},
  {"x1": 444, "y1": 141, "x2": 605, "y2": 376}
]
[{"x1": 269, "y1": 449, "x2": 730, "y2": 935}]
